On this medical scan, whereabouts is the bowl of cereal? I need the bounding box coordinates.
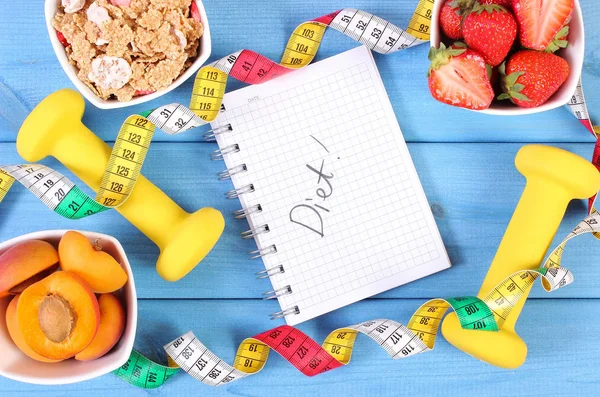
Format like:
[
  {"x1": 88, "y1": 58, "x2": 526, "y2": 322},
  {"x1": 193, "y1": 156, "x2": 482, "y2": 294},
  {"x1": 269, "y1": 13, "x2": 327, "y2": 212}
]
[{"x1": 45, "y1": 0, "x2": 211, "y2": 109}]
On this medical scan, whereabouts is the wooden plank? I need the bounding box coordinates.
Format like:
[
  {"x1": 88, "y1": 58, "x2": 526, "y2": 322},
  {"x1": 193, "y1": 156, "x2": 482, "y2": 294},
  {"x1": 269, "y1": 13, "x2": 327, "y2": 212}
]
[
  {"x1": 0, "y1": 0, "x2": 598, "y2": 144},
  {"x1": 1, "y1": 142, "x2": 598, "y2": 299},
  {"x1": 0, "y1": 298, "x2": 597, "y2": 395}
]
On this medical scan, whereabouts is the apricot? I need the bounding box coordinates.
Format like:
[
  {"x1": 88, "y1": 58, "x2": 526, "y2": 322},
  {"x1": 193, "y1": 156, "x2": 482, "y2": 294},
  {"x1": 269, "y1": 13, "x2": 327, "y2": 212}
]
[
  {"x1": 5, "y1": 295, "x2": 61, "y2": 363},
  {"x1": 58, "y1": 231, "x2": 127, "y2": 293},
  {"x1": 17, "y1": 271, "x2": 100, "y2": 360},
  {"x1": 9, "y1": 264, "x2": 60, "y2": 295},
  {"x1": 0, "y1": 240, "x2": 59, "y2": 298},
  {"x1": 75, "y1": 293, "x2": 125, "y2": 361}
]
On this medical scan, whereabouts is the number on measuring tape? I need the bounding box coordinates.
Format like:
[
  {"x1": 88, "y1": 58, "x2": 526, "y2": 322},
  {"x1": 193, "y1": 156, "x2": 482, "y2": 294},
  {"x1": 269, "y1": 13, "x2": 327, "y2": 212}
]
[
  {"x1": 1, "y1": 1, "x2": 599, "y2": 387},
  {"x1": 113, "y1": 213, "x2": 596, "y2": 388},
  {"x1": 2, "y1": 0, "x2": 594, "y2": 389},
  {"x1": 1, "y1": 1, "x2": 597, "y2": 220}
]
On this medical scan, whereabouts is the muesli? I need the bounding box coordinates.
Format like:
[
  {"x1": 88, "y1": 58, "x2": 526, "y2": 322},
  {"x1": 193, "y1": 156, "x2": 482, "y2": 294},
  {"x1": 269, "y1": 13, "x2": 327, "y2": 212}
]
[{"x1": 52, "y1": 0, "x2": 204, "y2": 101}]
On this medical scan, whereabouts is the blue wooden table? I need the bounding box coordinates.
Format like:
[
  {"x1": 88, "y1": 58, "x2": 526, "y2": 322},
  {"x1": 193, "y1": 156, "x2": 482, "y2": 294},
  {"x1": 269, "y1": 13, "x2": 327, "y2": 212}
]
[{"x1": 1, "y1": 1, "x2": 600, "y2": 395}]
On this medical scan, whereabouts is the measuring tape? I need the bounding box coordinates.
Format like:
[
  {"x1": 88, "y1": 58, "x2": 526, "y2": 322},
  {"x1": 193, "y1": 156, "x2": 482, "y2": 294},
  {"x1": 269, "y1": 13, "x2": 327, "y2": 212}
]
[
  {"x1": 1, "y1": 4, "x2": 430, "y2": 216},
  {"x1": 113, "y1": 212, "x2": 599, "y2": 388},
  {"x1": 566, "y1": 82, "x2": 600, "y2": 215},
  {"x1": 0, "y1": 0, "x2": 598, "y2": 387},
  {"x1": 0, "y1": 1, "x2": 597, "y2": 218}
]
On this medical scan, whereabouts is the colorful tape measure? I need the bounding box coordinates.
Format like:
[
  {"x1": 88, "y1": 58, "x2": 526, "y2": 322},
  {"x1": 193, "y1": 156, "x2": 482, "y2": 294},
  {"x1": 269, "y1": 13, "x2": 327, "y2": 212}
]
[
  {"x1": 0, "y1": 0, "x2": 598, "y2": 389},
  {"x1": 0, "y1": 1, "x2": 598, "y2": 218},
  {"x1": 113, "y1": 212, "x2": 599, "y2": 388},
  {"x1": 566, "y1": 82, "x2": 600, "y2": 214}
]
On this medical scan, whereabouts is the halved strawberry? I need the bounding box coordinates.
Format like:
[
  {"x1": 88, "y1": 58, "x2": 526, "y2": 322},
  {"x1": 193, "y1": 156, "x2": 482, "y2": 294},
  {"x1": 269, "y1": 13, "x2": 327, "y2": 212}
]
[
  {"x1": 428, "y1": 43, "x2": 494, "y2": 110},
  {"x1": 498, "y1": 50, "x2": 569, "y2": 107},
  {"x1": 110, "y1": 0, "x2": 131, "y2": 5},
  {"x1": 190, "y1": 1, "x2": 202, "y2": 23},
  {"x1": 513, "y1": 0, "x2": 574, "y2": 51},
  {"x1": 56, "y1": 31, "x2": 69, "y2": 47}
]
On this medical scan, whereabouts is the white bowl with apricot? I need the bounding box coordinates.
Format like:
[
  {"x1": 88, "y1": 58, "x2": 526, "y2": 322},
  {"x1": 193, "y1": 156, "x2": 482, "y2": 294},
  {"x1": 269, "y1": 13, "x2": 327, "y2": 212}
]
[{"x1": 0, "y1": 230, "x2": 137, "y2": 385}]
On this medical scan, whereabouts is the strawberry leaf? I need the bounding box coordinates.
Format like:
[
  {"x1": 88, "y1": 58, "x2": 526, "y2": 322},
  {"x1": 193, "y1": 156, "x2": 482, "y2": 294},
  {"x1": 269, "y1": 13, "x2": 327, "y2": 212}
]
[
  {"x1": 505, "y1": 71, "x2": 524, "y2": 87},
  {"x1": 498, "y1": 61, "x2": 506, "y2": 76},
  {"x1": 500, "y1": 67, "x2": 531, "y2": 103},
  {"x1": 428, "y1": 42, "x2": 466, "y2": 74},
  {"x1": 427, "y1": 45, "x2": 439, "y2": 61},
  {"x1": 473, "y1": 3, "x2": 507, "y2": 14},
  {"x1": 545, "y1": 25, "x2": 570, "y2": 53},
  {"x1": 511, "y1": 92, "x2": 531, "y2": 101},
  {"x1": 451, "y1": 0, "x2": 478, "y2": 15},
  {"x1": 556, "y1": 25, "x2": 570, "y2": 39}
]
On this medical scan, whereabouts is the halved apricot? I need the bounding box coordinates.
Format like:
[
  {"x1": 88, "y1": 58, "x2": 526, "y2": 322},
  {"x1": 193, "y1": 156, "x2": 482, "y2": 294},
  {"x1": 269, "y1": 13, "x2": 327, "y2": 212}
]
[
  {"x1": 17, "y1": 271, "x2": 100, "y2": 360},
  {"x1": 5, "y1": 295, "x2": 61, "y2": 363},
  {"x1": 58, "y1": 231, "x2": 128, "y2": 293},
  {"x1": 0, "y1": 240, "x2": 59, "y2": 298},
  {"x1": 75, "y1": 293, "x2": 125, "y2": 361}
]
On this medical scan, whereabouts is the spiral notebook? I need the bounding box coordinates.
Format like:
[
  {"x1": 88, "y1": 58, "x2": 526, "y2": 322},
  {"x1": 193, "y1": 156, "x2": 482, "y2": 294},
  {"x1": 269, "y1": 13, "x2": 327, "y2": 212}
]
[{"x1": 210, "y1": 45, "x2": 450, "y2": 326}]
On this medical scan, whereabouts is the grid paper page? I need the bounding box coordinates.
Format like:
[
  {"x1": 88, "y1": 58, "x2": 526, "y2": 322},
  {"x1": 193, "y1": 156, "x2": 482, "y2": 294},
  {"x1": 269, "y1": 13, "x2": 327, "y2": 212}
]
[{"x1": 212, "y1": 45, "x2": 450, "y2": 326}]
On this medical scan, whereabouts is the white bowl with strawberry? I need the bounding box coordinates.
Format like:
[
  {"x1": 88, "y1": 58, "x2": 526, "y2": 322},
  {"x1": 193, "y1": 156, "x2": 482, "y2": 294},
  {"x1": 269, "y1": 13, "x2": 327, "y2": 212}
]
[{"x1": 429, "y1": 0, "x2": 584, "y2": 114}]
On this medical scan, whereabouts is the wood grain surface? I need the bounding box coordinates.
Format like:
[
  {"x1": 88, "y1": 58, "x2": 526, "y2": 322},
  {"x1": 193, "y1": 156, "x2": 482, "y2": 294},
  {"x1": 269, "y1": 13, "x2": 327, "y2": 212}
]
[{"x1": 0, "y1": 0, "x2": 598, "y2": 395}]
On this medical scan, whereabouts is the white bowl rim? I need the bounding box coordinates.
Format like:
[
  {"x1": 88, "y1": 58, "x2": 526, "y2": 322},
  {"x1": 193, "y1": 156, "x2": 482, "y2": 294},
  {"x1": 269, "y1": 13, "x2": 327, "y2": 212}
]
[
  {"x1": 44, "y1": 0, "x2": 212, "y2": 109},
  {"x1": 429, "y1": 0, "x2": 585, "y2": 116},
  {"x1": 0, "y1": 229, "x2": 137, "y2": 385}
]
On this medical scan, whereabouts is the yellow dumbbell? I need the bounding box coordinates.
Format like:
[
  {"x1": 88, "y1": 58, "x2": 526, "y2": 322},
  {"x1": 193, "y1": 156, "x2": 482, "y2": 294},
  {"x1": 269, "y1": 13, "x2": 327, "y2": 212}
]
[
  {"x1": 442, "y1": 144, "x2": 600, "y2": 368},
  {"x1": 17, "y1": 89, "x2": 225, "y2": 282}
]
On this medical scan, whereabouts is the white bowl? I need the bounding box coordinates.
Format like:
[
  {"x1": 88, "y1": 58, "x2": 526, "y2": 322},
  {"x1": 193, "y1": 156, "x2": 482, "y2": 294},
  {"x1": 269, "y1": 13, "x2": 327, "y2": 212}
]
[
  {"x1": 430, "y1": 0, "x2": 584, "y2": 115},
  {"x1": 0, "y1": 230, "x2": 137, "y2": 385},
  {"x1": 44, "y1": 0, "x2": 212, "y2": 109}
]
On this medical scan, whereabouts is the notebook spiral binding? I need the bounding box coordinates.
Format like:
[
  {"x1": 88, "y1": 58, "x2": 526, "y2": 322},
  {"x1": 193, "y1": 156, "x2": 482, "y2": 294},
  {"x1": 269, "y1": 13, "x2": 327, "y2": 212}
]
[
  {"x1": 208, "y1": 123, "x2": 300, "y2": 321},
  {"x1": 203, "y1": 123, "x2": 233, "y2": 141},
  {"x1": 241, "y1": 224, "x2": 270, "y2": 239},
  {"x1": 270, "y1": 306, "x2": 300, "y2": 320}
]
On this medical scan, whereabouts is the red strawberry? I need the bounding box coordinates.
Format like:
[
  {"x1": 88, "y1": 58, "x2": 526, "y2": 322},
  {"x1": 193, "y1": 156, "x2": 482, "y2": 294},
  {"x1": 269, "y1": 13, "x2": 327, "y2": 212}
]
[
  {"x1": 462, "y1": 4, "x2": 517, "y2": 66},
  {"x1": 56, "y1": 31, "x2": 69, "y2": 47},
  {"x1": 440, "y1": 0, "x2": 481, "y2": 39},
  {"x1": 190, "y1": 1, "x2": 202, "y2": 23},
  {"x1": 440, "y1": 0, "x2": 465, "y2": 39},
  {"x1": 513, "y1": 0, "x2": 574, "y2": 51},
  {"x1": 428, "y1": 43, "x2": 494, "y2": 110},
  {"x1": 498, "y1": 50, "x2": 569, "y2": 107},
  {"x1": 480, "y1": 0, "x2": 512, "y2": 9}
]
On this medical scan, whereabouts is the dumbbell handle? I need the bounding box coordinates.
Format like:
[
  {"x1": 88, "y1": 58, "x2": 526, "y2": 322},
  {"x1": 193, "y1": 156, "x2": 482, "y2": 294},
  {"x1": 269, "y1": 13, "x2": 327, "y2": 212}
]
[
  {"x1": 441, "y1": 144, "x2": 600, "y2": 368},
  {"x1": 17, "y1": 89, "x2": 224, "y2": 281},
  {"x1": 478, "y1": 178, "x2": 572, "y2": 330},
  {"x1": 52, "y1": 123, "x2": 184, "y2": 249}
]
